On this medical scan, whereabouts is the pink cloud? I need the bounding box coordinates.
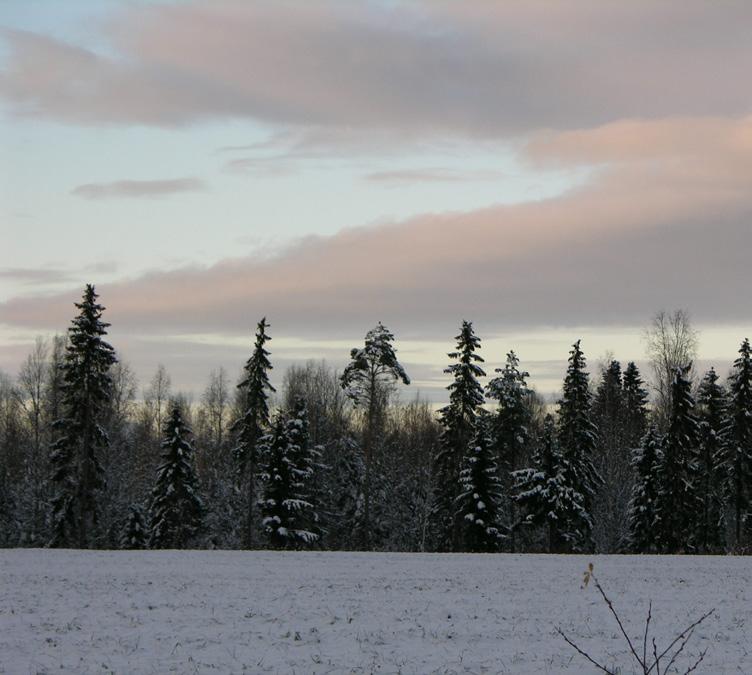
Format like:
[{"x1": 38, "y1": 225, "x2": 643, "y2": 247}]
[
  {"x1": 2, "y1": 2, "x2": 751, "y2": 134},
  {"x1": 2, "y1": 117, "x2": 751, "y2": 340}
]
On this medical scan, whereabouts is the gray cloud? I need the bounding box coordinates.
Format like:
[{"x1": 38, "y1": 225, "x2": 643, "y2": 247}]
[
  {"x1": 1, "y1": 2, "x2": 751, "y2": 134},
  {"x1": 364, "y1": 168, "x2": 504, "y2": 185},
  {"x1": 0, "y1": 268, "x2": 76, "y2": 285},
  {"x1": 71, "y1": 177, "x2": 206, "y2": 200}
]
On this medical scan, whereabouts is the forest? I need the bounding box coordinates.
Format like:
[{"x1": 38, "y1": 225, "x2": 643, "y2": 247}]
[{"x1": 0, "y1": 284, "x2": 750, "y2": 556}]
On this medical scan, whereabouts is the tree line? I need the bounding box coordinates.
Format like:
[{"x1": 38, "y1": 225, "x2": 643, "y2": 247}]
[{"x1": 0, "y1": 286, "x2": 750, "y2": 554}]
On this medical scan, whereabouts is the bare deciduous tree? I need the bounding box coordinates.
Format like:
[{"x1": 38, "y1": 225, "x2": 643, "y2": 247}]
[
  {"x1": 202, "y1": 367, "x2": 230, "y2": 449},
  {"x1": 16, "y1": 337, "x2": 49, "y2": 541},
  {"x1": 144, "y1": 364, "x2": 172, "y2": 436},
  {"x1": 644, "y1": 309, "x2": 698, "y2": 430}
]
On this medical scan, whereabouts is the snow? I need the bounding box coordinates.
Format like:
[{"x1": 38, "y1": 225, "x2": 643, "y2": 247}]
[{"x1": 1, "y1": 550, "x2": 749, "y2": 674}]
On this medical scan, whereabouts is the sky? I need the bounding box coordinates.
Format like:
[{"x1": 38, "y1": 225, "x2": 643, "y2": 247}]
[{"x1": 1, "y1": 0, "x2": 751, "y2": 401}]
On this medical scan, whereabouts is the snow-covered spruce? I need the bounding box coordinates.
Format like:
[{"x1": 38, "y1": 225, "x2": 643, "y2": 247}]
[
  {"x1": 149, "y1": 406, "x2": 203, "y2": 549},
  {"x1": 653, "y1": 365, "x2": 701, "y2": 553},
  {"x1": 695, "y1": 367, "x2": 727, "y2": 553},
  {"x1": 722, "y1": 338, "x2": 752, "y2": 547},
  {"x1": 430, "y1": 320, "x2": 486, "y2": 552},
  {"x1": 555, "y1": 340, "x2": 601, "y2": 551},
  {"x1": 485, "y1": 350, "x2": 532, "y2": 552},
  {"x1": 49, "y1": 284, "x2": 117, "y2": 549},
  {"x1": 120, "y1": 504, "x2": 148, "y2": 550},
  {"x1": 257, "y1": 402, "x2": 321, "y2": 549},
  {"x1": 627, "y1": 426, "x2": 661, "y2": 553},
  {"x1": 514, "y1": 414, "x2": 589, "y2": 553},
  {"x1": 454, "y1": 420, "x2": 504, "y2": 552}
]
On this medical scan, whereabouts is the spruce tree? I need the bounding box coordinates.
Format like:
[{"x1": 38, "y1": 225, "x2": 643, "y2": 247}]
[
  {"x1": 149, "y1": 406, "x2": 203, "y2": 549},
  {"x1": 485, "y1": 350, "x2": 532, "y2": 551},
  {"x1": 341, "y1": 322, "x2": 409, "y2": 549},
  {"x1": 49, "y1": 284, "x2": 117, "y2": 548},
  {"x1": 120, "y1": 505, "x2": 148, "y2": 550},
  {"x1": 232, "y1": 317, "x2": 275, "y2": 548},
  {"x1": 723, "y1": 338, "x2": 752, "y2": 546},
  {"x1": 430, "y1": 321, "x2": 485, "y2": 551},
  {"x1": 592, "y1": 360, "x2": 629, "y2": 551},
  {"x1": 284, "y1": 397, "x2": 322, "y2": 546},
  {"x1": 514, "y1": 415, "x2": 589, "y2": 553},
  {"x1": 627, "y1": 426, "x2": 660, "y2": 553},
  {"x1": 258, "y1": 405, "x2": 320, "y2": 549},
  {"x1": 622, "y1": 362, "x2": 649, "y2": 450},
  {"x1": 556, "y1": 340, "x2": 601, "y2": 551},
  {"x1": 454, "y1": 419, "x2": 503, "y2": 552},
  {"x1": 695, "y1": 368, "x2": 727, "y2": 553},
  {"x1": 653, "y1": 365, "x2": 701, "y2": 553}
]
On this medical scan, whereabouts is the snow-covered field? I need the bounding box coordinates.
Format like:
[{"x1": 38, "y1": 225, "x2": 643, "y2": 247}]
[{"x1": 1, "y1": 551, "x2": 749, "y2": 674}]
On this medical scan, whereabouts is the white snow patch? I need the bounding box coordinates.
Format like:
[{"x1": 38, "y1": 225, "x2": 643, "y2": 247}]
[{"x1": 0, "y1": 551, "x2": 747, "y2": 673}]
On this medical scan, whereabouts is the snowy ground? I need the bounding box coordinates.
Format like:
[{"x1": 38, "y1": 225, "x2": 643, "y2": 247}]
[{"x1": 1, "y1": 551, "x2": 749, "y2": 674}]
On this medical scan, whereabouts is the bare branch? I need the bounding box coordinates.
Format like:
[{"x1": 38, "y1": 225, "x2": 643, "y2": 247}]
[
  {"x1": 642, "y1": 600, "x2": 652, "y2": 669},
  {"x1": 556, "y1": 627, "x2": 617, "y2": 675},
  {"x1": 647, "y1": 609, "x2": 714, "y2": 675},
  {"x1": 591, "y1": 573, "x2": 644, "y2": 670}
]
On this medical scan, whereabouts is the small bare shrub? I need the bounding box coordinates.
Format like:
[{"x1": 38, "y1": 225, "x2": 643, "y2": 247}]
[{"x1": 558, "y1": 563, "x2": 714, "y2": 675}]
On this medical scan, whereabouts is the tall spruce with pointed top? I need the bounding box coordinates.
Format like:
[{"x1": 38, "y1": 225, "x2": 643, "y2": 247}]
[
  {"x1": 233, "y1": 318, "x2": 275, "y2": 548},
  {"x1": 627, "y1": 426, "x2": 660, "y2": 553},
  {"x1": 592, "y1": 360, "x2": 629, "y2": 551},
  {"x1": 556, "y1": 340, "x2": 601, "y2": 551},
  {"x1": 454, "y1": 419, "x2": 503, "y2": 552},
  {"x1": 695, "y1": 368, "x2": 727, "y2": 553},
  {"x1": 149, "y1": 406, "x2": 203, "y2": 549},
  {"x1": 514, "y1": 415, "x2": 589, "y2": 553},
  {"x1": 430, "y1": 321, "x2": 486, "y2": 551},
  {"x1": 622, "y1": 362, "x2": 649, "y2": 450},
  {"x1": 723, "y1": 338, "x2": 752, "y2": 547},
  {"x1": 341, "y1": 322, "x2": 409, "y2": 549},
  {"x1": 485, "y1": 350, "x2": 532, "y2": 551},
  {"x1": 49, "y1": 284, "x2": 117, "y2": 548},
  {"x1": 723, "y1": 338, "x2": 752, "y2": 546},
  {"x1": 653, "y1": 365, "x2": 701, "y2": 553}
]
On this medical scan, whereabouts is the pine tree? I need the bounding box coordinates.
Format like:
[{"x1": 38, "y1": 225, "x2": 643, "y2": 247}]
[
  {"x1": 258, "y1": 406, "x2": 320, "y2": 549},
  {"x1": 430, "y1": 321, "x2": 485, "y2": 551},
  {"x1": 341, "y1": 322, "x2": 409, "y2": 549},
  {"x1": 485, "y1": 350, "x2": 532, "y2": 551},
  {"x1": 454, "y1": 419, "x2": 503, "y2": 552},
  {"x1": 514, "y1": 415, "x2": 589, "y2": 553},
  {"x1": 653, "y1": 366, "x2": 701, "y2": 553},
  {"x1": 695, "y1": 368, "x2": 727, "y2": 553},
  {"x1": 232, "y1": 317, "x2": 275, "y2": 549},
  {"x1": 622, "y1": 362, "x2": 649, "y2": 450},
  {"x1": 627, "y1": 426, "x2": 660, "y2": 553},
  {"x1": 723, "y1": 338, "x2": 752, "y2": 546},
  {"x1": 120, "y1": 505, "x2": 148, "y2": 550},
  {"x1": 149, "y1": 406, "x2": 203, "y2": 549},
  {"x1": 556, "y1": 340, "x2": 601, "y2": 551},
  {"x1": 49, "y1": 284, "x2": 117, "y2": 548}
]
